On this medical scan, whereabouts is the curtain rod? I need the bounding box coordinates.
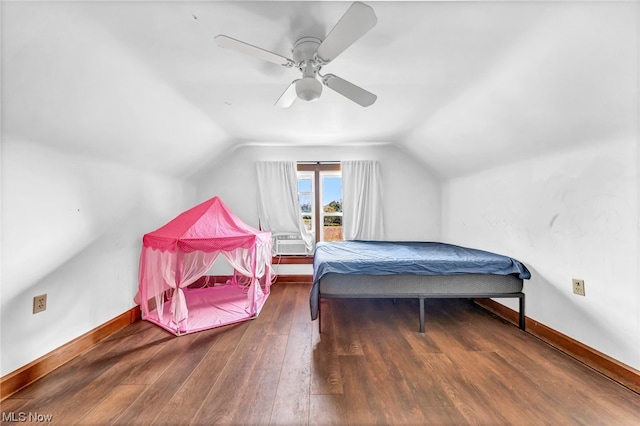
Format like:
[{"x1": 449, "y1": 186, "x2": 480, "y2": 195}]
[{"x1": 297, "y1": 161, "x2": 341, "y2": 164}]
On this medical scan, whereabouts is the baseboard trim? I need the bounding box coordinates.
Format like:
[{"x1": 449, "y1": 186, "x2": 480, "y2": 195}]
[
  {"x1": 0, "y1": 306, "x2": 141, "y2": 401},
  {"x1": 274, "y1": 274, "x2": 313, "y2": 284},
  {"x1": 475, "y1": 298, "x2": 640, "y2": 394}
]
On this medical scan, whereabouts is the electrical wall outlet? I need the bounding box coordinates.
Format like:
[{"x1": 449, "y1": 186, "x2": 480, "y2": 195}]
[
  {"x1": 33, "y1": 294, "x2": 47, "y2": 314},
  {"x1": 572, "y1": 279, "x2": 585, "y2": 296}
]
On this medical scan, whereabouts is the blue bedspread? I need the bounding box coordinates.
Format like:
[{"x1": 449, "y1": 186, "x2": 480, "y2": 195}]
[{"x1": 310, "y1": 241, "x2": 530, "y2": 320}]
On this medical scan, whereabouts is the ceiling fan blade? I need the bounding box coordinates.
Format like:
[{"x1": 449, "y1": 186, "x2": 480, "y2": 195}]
[
  {"x1": 316, "y1": 2, "x2": 377, "y2": 63},
  {"x1": 323, "y1": 74, "x2": 376, "y2": 107},
  {"x1": 215, "y1": 35, "x2": 295, "y2": 67},
  {"x1": 275, "y1": 81, "x2": 299, "y2": 108}
]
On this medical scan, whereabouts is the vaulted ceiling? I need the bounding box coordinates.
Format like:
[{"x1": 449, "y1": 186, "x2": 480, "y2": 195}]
[{"x1": 3, "y1": 1, "x2": 637, "y2": 179}]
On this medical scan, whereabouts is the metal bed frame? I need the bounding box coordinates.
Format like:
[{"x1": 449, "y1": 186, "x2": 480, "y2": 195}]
[{"x1": 317, "y1": 291, "x2": 525, "y2": 333}]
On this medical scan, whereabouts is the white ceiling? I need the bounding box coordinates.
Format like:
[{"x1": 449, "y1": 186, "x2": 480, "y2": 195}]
[{"x1": 2, "y1": 1, "x2": 638, "y2": 179}]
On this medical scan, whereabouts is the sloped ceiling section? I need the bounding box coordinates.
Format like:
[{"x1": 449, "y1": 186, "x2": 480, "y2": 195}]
[
  {"x1": 2, "y1": 1, "x2": 637, "y2": 179},
  {"x1": 2, "y1": 1, "x2": 230, "y2": 176},
  {"x1": 403, "y1": 1, "x2": 638, "y2": 178}
]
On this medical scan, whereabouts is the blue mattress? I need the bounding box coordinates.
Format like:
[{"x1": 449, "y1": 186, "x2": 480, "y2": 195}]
[
  {"x1": 314, "y1": 241, "x2": 531, "y2": 280},
  {"x1": 310, "y1": 241, "x2": 530, "y2": 320}
]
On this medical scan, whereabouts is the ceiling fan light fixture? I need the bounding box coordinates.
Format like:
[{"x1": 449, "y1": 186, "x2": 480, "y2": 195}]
[{"x1": 295, "y1": 77, "x2": 323, "y2": 102}]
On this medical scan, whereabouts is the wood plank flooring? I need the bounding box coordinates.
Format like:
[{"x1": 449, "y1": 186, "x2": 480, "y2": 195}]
[{"x1": 2, "y1": 283, "x2": 639, "y2": 425}]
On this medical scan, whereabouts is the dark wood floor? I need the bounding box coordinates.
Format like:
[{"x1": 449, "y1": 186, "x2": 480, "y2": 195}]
[{"x1": 2, "y1": 283, "x2": 639, "y2": 425}]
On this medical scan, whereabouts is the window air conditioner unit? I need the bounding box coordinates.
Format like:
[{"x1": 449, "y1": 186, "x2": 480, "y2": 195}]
[{"x1": 273, "y1": 233, "x2": 308, "y2": 256}]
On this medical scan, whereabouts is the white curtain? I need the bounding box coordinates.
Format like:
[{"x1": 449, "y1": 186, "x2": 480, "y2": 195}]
[
  {"x1": 256, "y1": 161, "x2": 314, "y2": 251},
  {"x1": 342, "y1": 160, "x2": 384, "y2": 240}
]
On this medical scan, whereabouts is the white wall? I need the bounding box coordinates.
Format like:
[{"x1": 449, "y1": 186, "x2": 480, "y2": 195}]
[
  {"x1": 190, "y1": 143, "x2": 442, "y2": 274},
  {"x1": 442, "y1": 139, "x2": 639, "y2": 370},
  {"x1": 0, "y1": 139, "x2": 196, "y2": 376}
]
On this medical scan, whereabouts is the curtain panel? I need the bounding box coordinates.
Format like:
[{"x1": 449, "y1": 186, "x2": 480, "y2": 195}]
[
  {"x1": 342, "y1": 160, "x2": 384, "y2": 241},
  {"x1": 256, "y1": 161, "x2": 314, "y2": 251}
]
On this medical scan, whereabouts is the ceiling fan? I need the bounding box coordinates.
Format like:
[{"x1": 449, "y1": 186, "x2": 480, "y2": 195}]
[{"x1": 215, "y1": 2, "x2": 377, "y2": 108}]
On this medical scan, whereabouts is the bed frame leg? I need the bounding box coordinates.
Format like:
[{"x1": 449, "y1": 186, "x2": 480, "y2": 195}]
[
  {"x1": 519, "y1": 293, "x2": 526, "y2": 331},
  {"x1": 318, "y1": 299, "x2": 322, "y2": 334},
  {"x1": 419, "y1": 298, "x2": 425, "y2": 333}
]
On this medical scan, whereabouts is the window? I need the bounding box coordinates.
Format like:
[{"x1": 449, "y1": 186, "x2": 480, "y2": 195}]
[
  {"x1": 297, "y1": 172, "x2": 314, "y2": 235},
  {"x1": 320, "y1": 171, "x2": 343, "y2": 242},
  {"x1": 297, "y1": 163, "x2": 343, "y2": 243}
]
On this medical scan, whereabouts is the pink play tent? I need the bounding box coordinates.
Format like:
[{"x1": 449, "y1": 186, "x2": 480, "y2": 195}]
[{"x1": 135, "y1": 196, "x2": 273, "y2": 335}]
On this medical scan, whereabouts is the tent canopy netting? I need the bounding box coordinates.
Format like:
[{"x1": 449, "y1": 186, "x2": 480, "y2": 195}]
[{"x1": 135, "y1": 196, "x2": 273, "y2": 335}]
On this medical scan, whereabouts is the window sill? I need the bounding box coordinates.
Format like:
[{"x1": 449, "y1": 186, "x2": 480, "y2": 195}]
[{"x1": 272, "y1": 255, "x2": 314, "y2": 265}]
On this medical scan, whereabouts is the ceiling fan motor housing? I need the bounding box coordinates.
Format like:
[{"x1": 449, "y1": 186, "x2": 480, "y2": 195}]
[
  {"x1": 292, "y1": 36, "x2": 322, "y2": 64},
  {"x1": 293, "y1": 37, "x2": 323, "y2": 101}
]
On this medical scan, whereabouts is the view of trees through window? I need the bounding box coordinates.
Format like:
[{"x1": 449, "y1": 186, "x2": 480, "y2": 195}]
[
  {"x1": 297, "y1": 167, "x2": 343, "y2": 243},
  {"x1": 321, "y1": 175, "x2": 343, "y2": 242}
]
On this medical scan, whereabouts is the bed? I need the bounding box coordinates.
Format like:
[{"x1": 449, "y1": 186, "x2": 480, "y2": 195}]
[{"x1": 310, "y1": 241, "x2": 531, "y2": 333}]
